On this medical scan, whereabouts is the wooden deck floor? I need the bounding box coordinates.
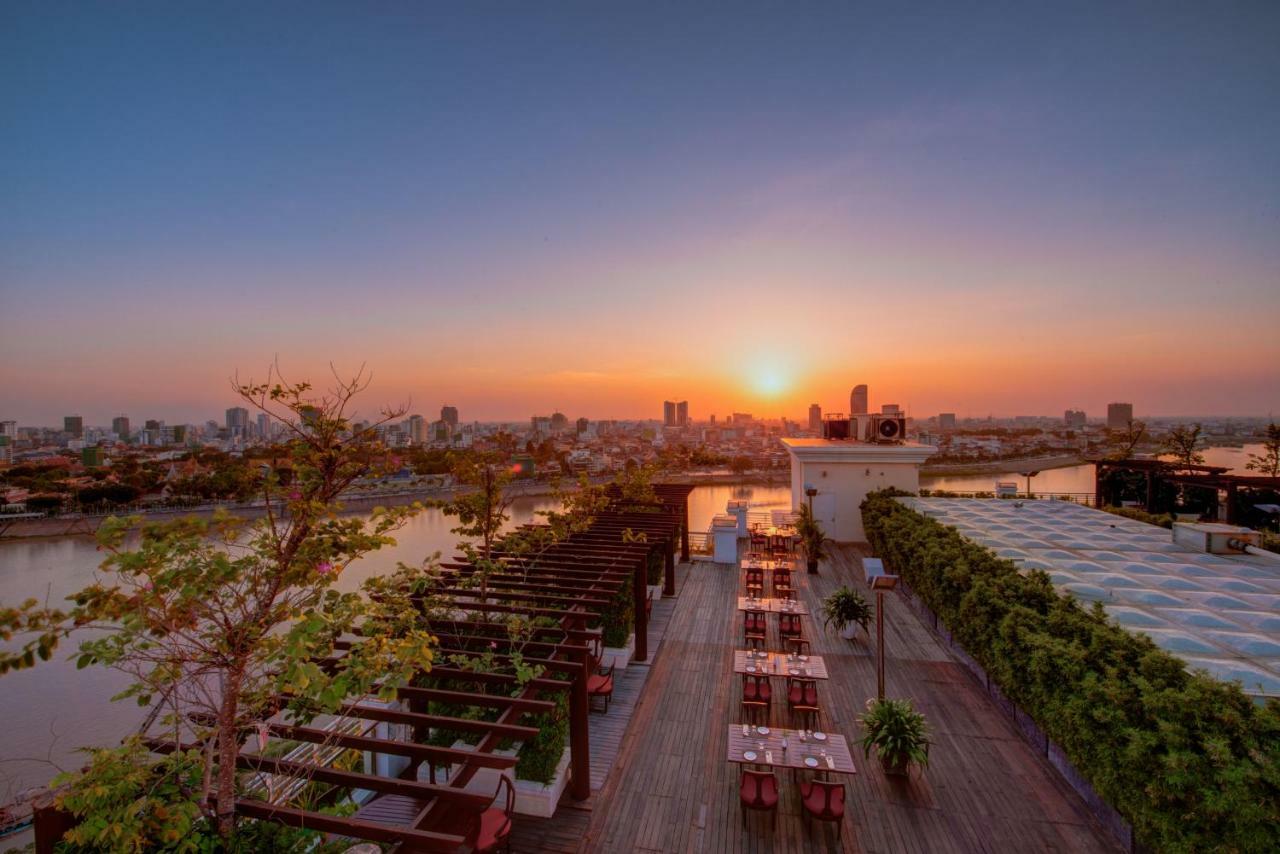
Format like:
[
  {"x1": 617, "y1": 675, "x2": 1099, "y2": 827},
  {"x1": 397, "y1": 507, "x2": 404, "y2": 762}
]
[{"x1": 515, "y1": 545, "x2": 1120, "y2": 853}]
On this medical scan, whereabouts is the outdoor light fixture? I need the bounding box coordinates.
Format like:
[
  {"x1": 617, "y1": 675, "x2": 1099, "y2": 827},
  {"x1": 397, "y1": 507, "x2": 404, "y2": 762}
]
[{"x1": 863, "y1": 558, "x2": 898, "y2": 699}]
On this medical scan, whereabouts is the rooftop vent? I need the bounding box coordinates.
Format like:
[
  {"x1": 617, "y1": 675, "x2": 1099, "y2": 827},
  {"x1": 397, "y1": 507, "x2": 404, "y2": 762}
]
[{"x1": 1172, "y1": 522, "x2": 1260, "y2": 555}]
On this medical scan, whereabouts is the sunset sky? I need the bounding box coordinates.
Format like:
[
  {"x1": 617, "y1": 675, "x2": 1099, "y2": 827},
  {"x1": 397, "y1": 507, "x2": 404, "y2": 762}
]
[{"x1": 3, "y1": 3, "x2": 1278, "y2": 425}]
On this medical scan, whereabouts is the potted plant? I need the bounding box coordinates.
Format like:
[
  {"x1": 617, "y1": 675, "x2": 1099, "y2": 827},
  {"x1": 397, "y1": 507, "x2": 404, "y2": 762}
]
[
  {"x1": 795, "y1": 503, "x2": 828, "y2": 574},
  {"x1": 858, "y1": 697, "x2": 931, "y2": 777},
  {"x1": 822, "y1": 586, "x2": 872, "y2": 640}
]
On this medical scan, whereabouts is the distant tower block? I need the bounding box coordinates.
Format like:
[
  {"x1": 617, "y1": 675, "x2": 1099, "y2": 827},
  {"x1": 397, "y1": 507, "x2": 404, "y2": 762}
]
[{"x1": 850, "y1": 385, "x2": 868, "y2": 415}]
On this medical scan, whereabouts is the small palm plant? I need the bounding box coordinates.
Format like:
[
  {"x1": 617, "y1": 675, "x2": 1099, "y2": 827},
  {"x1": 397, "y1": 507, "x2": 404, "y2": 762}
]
[
  {"x1": 859, "y1": 697, "x2": 931, "y2": 776},
  {"x1": 821, "y1": 586, "x2": 872, "y2": 639},
  {"x1": 795, "y1": 503, "x2": 829, "y2": 574}
]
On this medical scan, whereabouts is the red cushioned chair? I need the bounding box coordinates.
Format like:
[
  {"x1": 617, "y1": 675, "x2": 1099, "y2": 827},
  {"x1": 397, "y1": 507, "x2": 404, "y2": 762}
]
[
  {"x1": 778, "y1": 612, "x2": 803, "y2": 641},
  {"x1": 739, "y1": 769, "x2": 779, "y2": 828},
  {"x1": 743, "y1": 610, "x2": 767, "y2": 648},
  {"x1": 798, "y1": 779, "x2": 845, "y2": 839},
  {"x1": 588, "y1": 659, "x2": 615, "y2": 713},
  {"x1": 467, "y1": 774, "x2": 515, "y2": 852},
  {"x1": 741, "y1": 671, "x2": 771, "y2": 721},
  {"x1": 787, "y1": 676, "x2": 820, "y2": 729}
]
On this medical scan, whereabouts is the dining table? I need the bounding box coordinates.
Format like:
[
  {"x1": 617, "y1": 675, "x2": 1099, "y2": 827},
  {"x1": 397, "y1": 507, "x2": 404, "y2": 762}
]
[
  {"x1": 732, "y1": 649, "x2": 829, "y2": 679},
  {"x1": 737, "y1": 596, "x2": 809, "y2": 615},
  {"x1": 741, "y1": 557, "x2": 797, "y2": 572},
  {"x1": 726, "y1": 724, "x2": 857, "y2": 775}
]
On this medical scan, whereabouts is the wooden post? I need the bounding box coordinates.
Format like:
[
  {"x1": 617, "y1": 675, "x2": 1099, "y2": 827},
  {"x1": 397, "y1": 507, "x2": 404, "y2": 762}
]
[
  {"x1": 876, "y1": 590, "x2": 886, "y2": 700},
  {"x1": 633, "y1": 561, "x2": 648, "y2": 663},
  {"x1": 680, "y1": 504, "x2": 690, "y2": 563},
  {"x1": 34, "y1": 800, "x2": 75, "y2": 854},
  {"x1": 1146, "y1": 470, "x2": 1156, "y2": 513},
  {"x1": 663, "y1": 540, "x2": 676, "y2": 597},
  {"x1": 569, "y1": 651, "x2": 590, "y2": 801}
]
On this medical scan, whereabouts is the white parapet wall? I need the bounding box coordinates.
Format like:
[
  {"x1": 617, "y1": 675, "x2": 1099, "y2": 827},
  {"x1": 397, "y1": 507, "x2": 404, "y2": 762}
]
[{"x1": 782, "y1": 438, "x2": 935, "y2": 542}]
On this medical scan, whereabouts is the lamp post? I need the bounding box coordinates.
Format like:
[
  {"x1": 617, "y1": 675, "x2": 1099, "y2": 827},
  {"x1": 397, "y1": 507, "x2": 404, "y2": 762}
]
[
  {"x1": 1019, "y1": 470, "x2": 1040, "y2": 499},
  {"x1": 863, "y1": 558, "x2": 899, "y2": 699},
  {"x1": 804, "y1": 486, "x2": 818, "y2": 574}
]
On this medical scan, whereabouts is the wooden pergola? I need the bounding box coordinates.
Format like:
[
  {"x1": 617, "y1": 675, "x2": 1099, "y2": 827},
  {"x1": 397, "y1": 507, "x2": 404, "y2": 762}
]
[
  {"x1": 34, "y1": 481, "x2": 698, "y2": 853},
  {"x1": 1093, "y1": 458, "x2": 1279, "y2": 522}
]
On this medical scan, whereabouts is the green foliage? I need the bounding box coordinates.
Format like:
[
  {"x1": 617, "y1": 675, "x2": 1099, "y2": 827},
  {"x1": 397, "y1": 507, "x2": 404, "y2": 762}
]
[
  {"x1": 644, "y1": 547, "x2": 663, "y2": 586},
  {"x1": 597, "y1": 581, "x2": 634, "y2": 649},
  {"x1": 821, "y1": 586, "x2": 872, "y2": 634},
  {"x1": 1105, "y1": 419, "x2": 1148, "y2": 461},
  {"x1": 1162, "y1": 423, "x2": 1205, "y2": 470},
  {"x1": 2, "y1": 371, "x2": 441, "y2": 845},
  {"x1": 516, "y1": 690, "x2": 570, "y2": 783},
  {"x1": 54, "y1": 739, "x2": 206, "y2": 852},
  {"x1": 861, "y1": 490, "x2": 1280, "y2": 852},
  {"x1": 1246, "y1": 423, "x2": 1280, "y2": 478},
  {"x1": 1102, "y1": 505, "x2": 1175, "y2": 528},
  {"x1": 447, "y1": 452, "x2": 516, "y2": 560},
  {"x1": 795, "y1": 503, "x2": 829, "y2": 564},
  {"x1": 858, "y1": 697, "x2": 931, "y2": 769}
]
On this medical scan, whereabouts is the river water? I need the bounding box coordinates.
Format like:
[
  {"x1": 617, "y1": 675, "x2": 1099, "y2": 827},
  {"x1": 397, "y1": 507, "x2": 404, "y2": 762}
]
[{"x1": 0, "y1": 452, "x2": 1262, "y2": 796}]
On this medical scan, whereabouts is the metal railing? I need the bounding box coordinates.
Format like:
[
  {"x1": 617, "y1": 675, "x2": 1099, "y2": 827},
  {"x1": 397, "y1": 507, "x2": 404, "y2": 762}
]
[{"x1": 917, "y1": 490, "x2": 1096, "y2": 506}]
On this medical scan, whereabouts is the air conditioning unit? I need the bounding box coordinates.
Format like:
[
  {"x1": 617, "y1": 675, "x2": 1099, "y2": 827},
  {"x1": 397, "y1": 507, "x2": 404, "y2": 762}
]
[
  {"x1": 868, "y1": 415, "x2": 906, "y2": 443},
  {"x1": 822, "y1": 414, "x2": 851, "y2": 440}
]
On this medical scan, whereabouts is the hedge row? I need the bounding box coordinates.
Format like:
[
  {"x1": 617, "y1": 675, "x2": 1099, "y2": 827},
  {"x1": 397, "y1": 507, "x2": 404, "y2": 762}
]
[{"x1": 861, "y1": 491, "x2": 1279, "y2": 853}]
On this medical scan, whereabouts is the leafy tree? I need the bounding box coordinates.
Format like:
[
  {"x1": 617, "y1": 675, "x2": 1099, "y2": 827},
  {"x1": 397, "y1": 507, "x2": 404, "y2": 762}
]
[
  {"x1": 729, "y1": 455, "x2": 753, "y2": 475},
  {"x1": 0, "y1": 369, "x2": 439, "y2": 844},
  {"x1": 1105, "y1": 418, "x2": 1147, "y2": 460},
  {"x1": 76, "y1": 483, "x2": 142, "y2": 507},
  {"x1": 447, "y1": 451, "x2": 516, "y2": 561},
  {"x1": 1246, "y1": 423, "x2": 1280, "y2": 477},
  {"x1": 1162, "y1": 422, "x2": 1205, "y2": 470}
]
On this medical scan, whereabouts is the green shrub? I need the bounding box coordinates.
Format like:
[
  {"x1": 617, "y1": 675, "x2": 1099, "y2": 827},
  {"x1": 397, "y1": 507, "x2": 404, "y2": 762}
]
[
  {"x1": 595, "y1": 581, "x2": 634, "y2": 648},
  {"x1": 1102, "y1": 504, "x2": 1175, "y2": 528},
  {"x1": 861, "y1": 491, "x2": 1280, "y2": 853},
  {"x1": 646, "y1": 549, "x2": 663, "y2": 586},
  {"x1": 515, "y1": 690, "x2": 570, "y2": 783}
]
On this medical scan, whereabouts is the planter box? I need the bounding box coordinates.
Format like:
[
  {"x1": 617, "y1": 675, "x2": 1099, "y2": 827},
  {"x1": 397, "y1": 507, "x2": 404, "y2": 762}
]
[
  {"x1": 513, "y1": 746, "x2": 573, "y2": 818},
  {"x1": 443, "y1": 741, "x2": 571, "y2": 818},
  {"x1": 648, "y1": 583, "x2": 664, "y2": 603},
  {"x1": 603, "y1": 632, "x2": 635, "y2": 672},
  {"x1": 1014, "y1": 706, "x2": 1048, "y2": 756}
]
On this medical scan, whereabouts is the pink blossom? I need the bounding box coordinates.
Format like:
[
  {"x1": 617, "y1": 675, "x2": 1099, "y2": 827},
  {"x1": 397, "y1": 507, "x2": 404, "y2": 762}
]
[
  {"x1": 316, "y1": 561, "x2": 335, "y2": 576},
  {"x1": 289, "y1": 490, "x2": 302, "y2": 500}
]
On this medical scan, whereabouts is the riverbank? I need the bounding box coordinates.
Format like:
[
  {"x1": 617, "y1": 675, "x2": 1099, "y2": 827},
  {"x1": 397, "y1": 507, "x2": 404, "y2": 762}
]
[
  {"x1": 0, "y1": 471, "x2": 791, "y2": 540},
  {"x1": 920, "y1": 453, "x2": 1084, "y2": 478}
]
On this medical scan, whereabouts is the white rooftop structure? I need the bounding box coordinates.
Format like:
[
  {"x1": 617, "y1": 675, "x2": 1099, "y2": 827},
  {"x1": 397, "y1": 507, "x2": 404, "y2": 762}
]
[{"x1": 900, "y1": 497, "x2": 1280, "y2": 699}]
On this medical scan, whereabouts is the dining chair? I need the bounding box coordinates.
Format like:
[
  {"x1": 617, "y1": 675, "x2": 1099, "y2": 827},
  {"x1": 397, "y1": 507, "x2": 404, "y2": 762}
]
[
  {"x1": 741, "y1": 672, "x2": 772, "y2": 721},
  {"x1": 787, "y1": 677, "x2": 820, "y2": 729},
  {"x1": 740, "y1": 769, "x2": 779, "y2": 829},
  {"x1": 466, "y1": 774, "x2": 516, "y2": 852},
  {"x1": 786, "y1": 637, "x2": 812, "y2": 657},
  {"x1": 744, "y1": 610, "x2": 767, "y2": 648},
  {"x1": 798, "y1": 779, "x2": 845, "y2": 839},
  {"x1": 778, "y1": 612, "x2": 803, "y2": 642}
]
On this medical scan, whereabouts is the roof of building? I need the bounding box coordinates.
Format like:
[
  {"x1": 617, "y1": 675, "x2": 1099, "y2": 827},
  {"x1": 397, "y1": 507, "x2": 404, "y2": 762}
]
[{"x1": 900, "y1": 496, "x2": 1280, "y2": 698}]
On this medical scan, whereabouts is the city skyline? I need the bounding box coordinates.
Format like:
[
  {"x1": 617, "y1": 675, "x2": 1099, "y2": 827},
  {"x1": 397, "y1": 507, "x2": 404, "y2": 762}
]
[{"x1": 3, "y1": 5, "x2": 1278, "y2": 424}]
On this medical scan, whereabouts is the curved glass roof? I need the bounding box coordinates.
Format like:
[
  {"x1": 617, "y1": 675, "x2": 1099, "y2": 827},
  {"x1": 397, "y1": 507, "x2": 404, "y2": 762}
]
[{"x1": 904, "y1": 496, "x2": 1280, "y2": 699}]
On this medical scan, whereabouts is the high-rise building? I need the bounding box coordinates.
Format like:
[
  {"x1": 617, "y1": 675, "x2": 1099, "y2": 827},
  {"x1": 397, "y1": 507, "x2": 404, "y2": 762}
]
[
  {"x1": 441, "y1": 405, "x2": 459, "y2": 428},
  {"x1": 663, "y1": 401, "x2": 677, "y2": 426},
  {"x1": 576, "y1": 417, "x2": 590, "y2": 435},
  {"x1": 938, "y1": 413, "x2": 957, "y2": 430},
  {"x1": 1, "y1": 420, "x2": 17, "y2": 440},
  {"x1": 145, "y1": 419, "x2": 162, "y2": 431},
  {"x1": 676, "y1": 401, "x2": 689, "y2": 427},
  {"x1": 881, "y1": 403, "x2": 901, "y2": 415},
  {"x1": 1064, "y1": 409, "x2": 1087, "y2": 429},
  {"x1": 171, "y1": 425, "x2": 187, "y2": 444},
  {"x1": 111, "y1": 416, "x2": 130, "y2": 439},
  {"x1": 257, "y1": 413, "x2": 270, "y2": 440},
  {"x1": 850, "y1": 385, "x2": 868, "y2": 415},
  {"x1": 808, "y1": 404, "x2": 822, "y2": 433},
  {"x1": 407, "y1": 414, "x2": 426, "y2": 444},
  {"x1": 1107, "y1": 403, "x2": 1134, "y2": 430},
  {"x1": 64, "y1": 415, "x2": 84, "y2": 437},
  {"x1": 551, "y1": 412, "x2": 569, "y2": 432},
  {"x1": 225, "y1": 407, "x2": 250, "y2": 434}
]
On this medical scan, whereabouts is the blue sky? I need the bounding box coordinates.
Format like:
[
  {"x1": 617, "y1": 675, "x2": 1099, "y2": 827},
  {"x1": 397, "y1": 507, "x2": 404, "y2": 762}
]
[{"x1": 3, "y1": 2, "x2": 1278, "y2": 423}]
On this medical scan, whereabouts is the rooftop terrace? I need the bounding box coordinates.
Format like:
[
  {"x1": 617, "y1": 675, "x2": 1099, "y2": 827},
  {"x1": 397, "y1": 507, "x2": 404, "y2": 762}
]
[
  {"x1": 900, "y1": 497, "x2": 1280, "y2": 698},
  {"x1": 513, "y1": 543, "x2": 1120, "y2": 852}
]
